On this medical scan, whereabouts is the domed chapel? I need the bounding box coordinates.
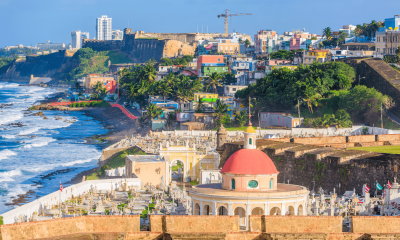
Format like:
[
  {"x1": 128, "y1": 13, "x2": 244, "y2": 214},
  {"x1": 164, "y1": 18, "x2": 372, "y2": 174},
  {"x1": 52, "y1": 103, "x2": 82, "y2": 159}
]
[{"x1": 189, "y1": 124, "x2": 309, "y2": 229}]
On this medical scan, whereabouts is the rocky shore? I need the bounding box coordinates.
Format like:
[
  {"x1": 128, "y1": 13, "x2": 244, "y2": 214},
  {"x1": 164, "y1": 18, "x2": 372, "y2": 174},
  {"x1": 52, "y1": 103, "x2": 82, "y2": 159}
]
[{"x1": 9, "y1": 88, "x2": 140, "y2": 206}]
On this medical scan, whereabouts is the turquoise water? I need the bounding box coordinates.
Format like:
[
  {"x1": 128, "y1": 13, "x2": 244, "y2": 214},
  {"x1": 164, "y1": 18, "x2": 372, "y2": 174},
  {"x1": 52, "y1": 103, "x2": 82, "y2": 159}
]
[{"x1": 0, "y1": 82, "x2": 107, "y2": 214}]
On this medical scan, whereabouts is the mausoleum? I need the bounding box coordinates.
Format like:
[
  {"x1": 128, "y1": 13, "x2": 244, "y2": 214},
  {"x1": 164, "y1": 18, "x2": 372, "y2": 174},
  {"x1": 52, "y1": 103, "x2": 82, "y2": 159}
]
[{"x1": 189, "y1": 124, "x2": 309, "y2": 229}]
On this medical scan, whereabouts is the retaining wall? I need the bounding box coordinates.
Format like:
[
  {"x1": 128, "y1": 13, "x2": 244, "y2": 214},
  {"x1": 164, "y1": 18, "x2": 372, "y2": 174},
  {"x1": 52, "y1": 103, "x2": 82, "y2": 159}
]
[
  {"x1": 149, "y1": 215, "x2": 240, "y2": 233},
  {"x1": 352, "y1": 216, "x2": 400, "y2": 233},
  {"x1": 0, "y1": 216, "x2": 140, "y2": 240},
  {"x1": 249, "y1": 215, "x2": 342, "y2": 233}
]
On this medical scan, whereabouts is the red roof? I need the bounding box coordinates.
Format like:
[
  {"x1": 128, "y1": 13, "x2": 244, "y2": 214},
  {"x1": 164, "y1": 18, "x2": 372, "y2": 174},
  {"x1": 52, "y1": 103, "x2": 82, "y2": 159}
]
[{"x1": 221, "y1": 149, "x2": 279, "y2": 175}]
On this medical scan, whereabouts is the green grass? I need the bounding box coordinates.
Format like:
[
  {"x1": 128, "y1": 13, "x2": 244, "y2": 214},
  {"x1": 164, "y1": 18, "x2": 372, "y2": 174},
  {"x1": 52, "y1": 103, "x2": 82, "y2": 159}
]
[
  {"x1": 190, "y1": 180, "x2": 198, "y2": 186},
  {"x1": 105, "y1": 51, "x2": 134, "y2": 65},
  {"x1": 107, "y1": 148, "x2": 146, "y2": 169},
  {"x1": 349, "y1": 145, "x2": 400, "y2": 154},
  {"x1": 140, "y1": 203, "x2": 156, "y2": 218},
  {"x1": 86, "y1": 172, "x2": 100, "y2": 180}
]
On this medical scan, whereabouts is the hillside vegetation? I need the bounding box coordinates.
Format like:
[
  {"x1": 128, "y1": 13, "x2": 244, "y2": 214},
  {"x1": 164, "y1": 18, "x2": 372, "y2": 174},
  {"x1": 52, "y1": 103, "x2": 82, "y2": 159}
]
[
  {"x1": 61, "y1": 48, "x2": 133, "y2": 81},
  {"x1": 235, "y1": 62, "x2": 393, "y2": 128}
]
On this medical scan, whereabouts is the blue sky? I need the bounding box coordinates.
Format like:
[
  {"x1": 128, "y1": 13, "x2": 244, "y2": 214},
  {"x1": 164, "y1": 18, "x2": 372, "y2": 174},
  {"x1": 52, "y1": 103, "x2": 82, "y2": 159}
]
[{"x1": 0, "y1": 0, "x2": 399, "y2": 47}]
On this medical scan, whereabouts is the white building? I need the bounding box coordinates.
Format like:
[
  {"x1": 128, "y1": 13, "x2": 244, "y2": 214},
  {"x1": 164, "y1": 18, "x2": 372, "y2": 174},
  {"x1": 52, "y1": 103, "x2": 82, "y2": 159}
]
[
  {"x1": 71, "y1": 30, "x2": 90, "y2": 49},
  {"x1": 96, "y1": 15, "x2": 112, "y2": 40},
  {"x1": 35, "y1": 41, "x2": 66, "y2": 50},
  {"x1": 112, "y1": 29, "x2": 123, "y2": 40}
]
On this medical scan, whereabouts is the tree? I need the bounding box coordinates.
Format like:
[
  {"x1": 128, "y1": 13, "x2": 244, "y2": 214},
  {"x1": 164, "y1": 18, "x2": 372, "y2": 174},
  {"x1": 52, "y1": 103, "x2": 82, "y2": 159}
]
[
  {"x1": 213, "y1": 99, "x2": 228, "y2": 126},
  {"x1": 147, "y1": 103, "x2": 163, "y2": 120},
  {"x1": 157, "y1": 81, "x2": 172, "y2": 103},
  {"x1": 322, "y1": 27, "x2": 333, "y2": 39},
  {"x1": 205, "y1": 72, "x2": 222, "y2": 93},
  {"x1": 244, "y1": 39, "x2": 251, "y2": 48},
  {"x1": 338, "y1": 31, "x2": 349, "y2": 45},
  {"x1": 74, "y1": 81, "x2": 81, "y2": 93},
  {"x1": 195, "y1": 98, "x2": 206, "y2": 113},
  {"x1": 165, "y1": 111, "x2": 176, "y2": 130},
  {"x1": 221, "y1": 73, "x2": 237, "y2": 85},
  {"x1": 159, "y1": 58, "x2": 172, "y2": 66},
  {"x1": 235, "y1": 110, "x2": 248, "y2": 127}
]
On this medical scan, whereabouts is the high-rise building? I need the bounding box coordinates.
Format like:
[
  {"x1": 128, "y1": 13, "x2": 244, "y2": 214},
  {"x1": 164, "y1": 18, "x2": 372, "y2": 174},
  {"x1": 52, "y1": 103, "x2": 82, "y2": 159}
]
[
  {"x1": 71, "y1": 30, "x2": 90, "y2": 49},
  {"x1": 96, "y1": 15, "x2": 112, "y2": 40},
  {"x1": 112, "y1": 29, "x2": 123, "y2": 40}
]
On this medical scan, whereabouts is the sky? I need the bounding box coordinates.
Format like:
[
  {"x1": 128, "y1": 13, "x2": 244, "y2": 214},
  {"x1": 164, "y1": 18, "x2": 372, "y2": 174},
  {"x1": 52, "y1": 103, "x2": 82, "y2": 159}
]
[{"x1": 0, "y1": 0, "x2": 399, "y2": 48}]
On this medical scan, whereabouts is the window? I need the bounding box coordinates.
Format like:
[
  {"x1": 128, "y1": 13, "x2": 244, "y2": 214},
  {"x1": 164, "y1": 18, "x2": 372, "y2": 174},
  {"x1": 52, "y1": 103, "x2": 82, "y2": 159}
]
[
  {"x1": 190, "y1": 162, "x2": 192, "y2": 170},
  {"x1": 383, "y1": 48, "x2": 386, "y2": 54},
  {"x1": 226, "y1": 87, "x2": 229, "y2": 90},
  {"x1": 269, "y1": 179, "x2": 273, "y2": 189},
  {"x1": 248, "y1": 180, "x2": 258, "y2": 188},
  {"x1": 377, "y1": 48, "x2": 380, "y2": 53},
  {"x1": 218, "y1": 58, "x2": 220, "y2": 62},
  {"x1": 249, "y1": 138, "x2": 252, "y2": 145},
  {"x1": 231, "y1": 179, "x2": 235, "y2": 190},
  {"x1": 233, "y1": 88, "x2": 236, "y2": 91}
]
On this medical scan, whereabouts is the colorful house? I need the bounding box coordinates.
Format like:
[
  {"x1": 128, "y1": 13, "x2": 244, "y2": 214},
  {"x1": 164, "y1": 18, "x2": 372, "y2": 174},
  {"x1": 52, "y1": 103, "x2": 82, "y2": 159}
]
[{"x1": 197, "y1": 55, "x2": 224, "y2": 75}]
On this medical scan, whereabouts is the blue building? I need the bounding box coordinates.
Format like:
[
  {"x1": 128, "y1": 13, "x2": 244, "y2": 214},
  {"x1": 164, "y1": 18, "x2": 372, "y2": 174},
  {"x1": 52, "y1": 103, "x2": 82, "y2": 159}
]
[{"x1": 378, "y1": 16, "x2": 400, "y2": 32}]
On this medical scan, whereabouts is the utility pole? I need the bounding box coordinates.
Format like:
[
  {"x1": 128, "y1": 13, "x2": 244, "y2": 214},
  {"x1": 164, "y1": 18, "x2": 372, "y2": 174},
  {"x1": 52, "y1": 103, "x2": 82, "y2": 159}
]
[
  {"x1": 297, "y1": 98, "x2": 301, "y2": 128},
  {"x1": 248, "y1": 96, "x2": 252, "y2": 126},
  {"x1": 381, "y1": 102, "x2": 384, "y2": 129}
]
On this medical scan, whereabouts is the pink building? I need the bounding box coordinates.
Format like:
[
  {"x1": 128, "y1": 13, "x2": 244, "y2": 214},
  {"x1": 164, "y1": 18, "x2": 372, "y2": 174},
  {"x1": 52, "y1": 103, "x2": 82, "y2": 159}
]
[{"x1": 266, "y1": 59, "x2": 291, "y2": 66}]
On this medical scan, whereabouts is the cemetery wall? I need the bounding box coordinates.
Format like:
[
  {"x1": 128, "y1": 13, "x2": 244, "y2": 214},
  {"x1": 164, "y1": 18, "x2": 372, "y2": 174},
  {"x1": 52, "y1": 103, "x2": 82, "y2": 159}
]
[
  {"x1": 352, "y1": 216, "x2": 400, "y2": 233},
  {"x1": 347, "y1": 135, "x2": 376, "y2": 143},
  {"x1": 0, "y1": 216, "x2": 140, "y2": 240},
  {"x1": 248, "y1": 215, "x2": 342, "y2": 233},
  {"x1": 377, "y1": 134, "x2": 400, "y2": 141},
  {"x1": 0, "y1": 179, "x2": 141, "y2": 225},
  {"x1": 292, "y1": 136, "x2": 346, "y2": 144},
  {"x1": 149, "y1": 215, "x2": 240, "y2": 233}
]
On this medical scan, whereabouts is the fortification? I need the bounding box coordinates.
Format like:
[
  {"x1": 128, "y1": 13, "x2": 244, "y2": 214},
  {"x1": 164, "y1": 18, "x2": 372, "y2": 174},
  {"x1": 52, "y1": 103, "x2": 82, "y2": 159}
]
[
  {"x1": 340, "y1": 57, "x2": 400, "y2": 112},
  {"x1": 218, "y1": 135, "x2": 400, "y2": 195}
]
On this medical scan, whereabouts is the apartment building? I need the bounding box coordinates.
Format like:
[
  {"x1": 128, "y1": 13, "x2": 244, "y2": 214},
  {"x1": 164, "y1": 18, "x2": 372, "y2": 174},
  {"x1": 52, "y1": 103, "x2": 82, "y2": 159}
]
[{"x1": 96, "y1": 15, "x2": 112, "y2": 40}]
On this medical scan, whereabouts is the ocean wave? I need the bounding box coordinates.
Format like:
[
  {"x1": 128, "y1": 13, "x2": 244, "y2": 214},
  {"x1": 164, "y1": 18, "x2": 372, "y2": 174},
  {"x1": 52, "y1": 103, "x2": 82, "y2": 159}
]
[
  {"x1": 1, "y1": 134, "x2": 16, "y2": 139},
  {"x1": 0, "y1": 169, "x2": 23, "y2": 182},
  {"x1": 0, "y1": 150, "x2": 17, "y2": 161},
  {"x1": 22, "y1": 137, "x2": 56, "y2": 149},
  {"x1": 60, "y1": 158, "x2": 96, "y2": 167},
  {"x1": 19, "y1": 127, "x2": 40, "y2": 135},
  {"x1": 0, "y1": 112, "x2": 23, "y2": 125}
]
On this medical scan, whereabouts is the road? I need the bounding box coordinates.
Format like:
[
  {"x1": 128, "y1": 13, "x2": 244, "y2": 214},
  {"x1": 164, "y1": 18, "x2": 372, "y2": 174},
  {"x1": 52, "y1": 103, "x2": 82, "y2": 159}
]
[
  {"x1": 386, "y1": 111, "x2": 400, "y2": 126},
  {"x1": 117, "y1": 98, "x2": 142, "y2": 118}
]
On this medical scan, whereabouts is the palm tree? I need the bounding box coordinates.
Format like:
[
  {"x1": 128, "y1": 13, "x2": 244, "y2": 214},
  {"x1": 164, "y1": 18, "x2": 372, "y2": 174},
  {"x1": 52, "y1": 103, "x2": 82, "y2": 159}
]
[
  {"x1": 165, "y1": 111, "x2": 176, "y2": 130},
  {"x1": 213, "y1": 99, "x2": 228, "y2": 126},
  {"x1": 147, "y1": 103, "x2": 163, "y2": 120},
  {"x1": 322, "y1": 27, "x2": 332, "y2": 39},
  {"x1": 205, "y1": 73, "x2": 222, "y2": 93},
  {"x1": 195, "y1": 98, "x2": 206, "y2": 113},
  {"x1": 157, "y1": 81, "x2": 172, "y2": 103},
  {"x1": 235, "y1": 110, "x2": 248, "y2": 127},
  {"x1": 144, "y1": 62, "x2": 156, "y2": 83},
  {"x1": 74, "y1": 81, "x2": 81, "y2": 93}
]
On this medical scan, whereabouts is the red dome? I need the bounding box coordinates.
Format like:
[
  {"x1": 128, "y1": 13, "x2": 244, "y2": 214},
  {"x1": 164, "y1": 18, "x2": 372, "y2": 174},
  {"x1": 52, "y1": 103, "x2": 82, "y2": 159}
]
[{"x1": 221, "y1": 149, "x2": 279, "y2": 175}]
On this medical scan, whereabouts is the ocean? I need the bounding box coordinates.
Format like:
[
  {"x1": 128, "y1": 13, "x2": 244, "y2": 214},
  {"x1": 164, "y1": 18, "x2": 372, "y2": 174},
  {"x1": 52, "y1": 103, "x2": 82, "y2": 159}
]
[{"x1": 0, "y1": 82, "x2": 107, "y2": 214}]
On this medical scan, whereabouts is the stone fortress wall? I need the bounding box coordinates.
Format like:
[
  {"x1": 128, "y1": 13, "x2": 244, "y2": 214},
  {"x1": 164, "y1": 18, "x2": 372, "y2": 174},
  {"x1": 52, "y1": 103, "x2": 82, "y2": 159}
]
[
  {"x1": 3, "y1": 215, "x2": 400, "y2": 239},
  {"x1": 219, "y1": 134, "x2": 400, "y2": 198}
]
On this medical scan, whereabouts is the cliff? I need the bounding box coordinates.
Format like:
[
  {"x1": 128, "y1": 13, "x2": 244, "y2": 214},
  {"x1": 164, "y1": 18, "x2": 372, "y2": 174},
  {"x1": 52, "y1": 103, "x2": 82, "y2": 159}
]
[{"x1": 0, "y1": 50, "x2": 77, "y2": 82}]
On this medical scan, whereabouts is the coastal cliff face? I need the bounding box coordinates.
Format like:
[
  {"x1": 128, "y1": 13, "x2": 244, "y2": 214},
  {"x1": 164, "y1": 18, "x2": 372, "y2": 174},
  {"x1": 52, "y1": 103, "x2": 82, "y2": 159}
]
[{"x1": 0, "y1": 50, "x2": 77, "y2": 82}]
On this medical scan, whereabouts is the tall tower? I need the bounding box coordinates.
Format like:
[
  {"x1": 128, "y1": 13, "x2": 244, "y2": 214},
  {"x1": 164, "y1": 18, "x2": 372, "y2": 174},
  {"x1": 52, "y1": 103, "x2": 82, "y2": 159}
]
[
  {"x1": 96, "y1": 15, "x2": 112, "y2": 40},
  {"x1": 217, "y1": 123, "x2": 227, "y2": 151},
  {"x1": 243, "y1": 125, "x2": 256, "y2": 149}
]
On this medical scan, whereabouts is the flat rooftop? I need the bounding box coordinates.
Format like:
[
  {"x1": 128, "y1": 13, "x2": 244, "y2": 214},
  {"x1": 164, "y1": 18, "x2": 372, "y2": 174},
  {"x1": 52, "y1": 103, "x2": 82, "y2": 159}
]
[{"x1": 126, "y1": 155, "x2": 164, "y2": 162}]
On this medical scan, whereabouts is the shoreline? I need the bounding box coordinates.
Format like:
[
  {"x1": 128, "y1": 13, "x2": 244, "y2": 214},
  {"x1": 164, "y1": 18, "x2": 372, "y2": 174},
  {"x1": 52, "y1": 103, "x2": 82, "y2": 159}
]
[{"x1": 4, "y1": 85, "x2": 139, "y2": 209}]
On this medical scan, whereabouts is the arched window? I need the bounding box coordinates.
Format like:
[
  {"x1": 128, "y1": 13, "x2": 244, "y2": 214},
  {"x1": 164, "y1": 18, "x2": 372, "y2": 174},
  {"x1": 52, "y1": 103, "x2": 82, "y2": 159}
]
[
  {"x1": 269, "y1": 178, "x2": 273, "y2": 189},
  {"x1": 249, "y1": 138, "x2": 252, "y2": 145},
  {"x1": 231, "y1": 179, "x2": 235, "y2": 190}
]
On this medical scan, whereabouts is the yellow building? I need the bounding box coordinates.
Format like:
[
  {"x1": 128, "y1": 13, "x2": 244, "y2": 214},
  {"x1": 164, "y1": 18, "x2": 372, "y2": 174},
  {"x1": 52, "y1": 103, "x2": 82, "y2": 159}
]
[
  {"x1": 194, "y1": 93, "x2": 219, "y2": 102},
  {"x1": 217, "y1": 40, "x2": 241, "y2": 55},
  {"x1": 125, "y1": 144, "x2": 219, "y2": 187},
  {"x1": 189, "y1": 125, "x2": 309, "y2": 230},
  {"x1": 270, "y1": 65, "x2": 298, "y2": 71},
  {"x1": 303, "y1": 50, "x2": 331, "y2": 65}
]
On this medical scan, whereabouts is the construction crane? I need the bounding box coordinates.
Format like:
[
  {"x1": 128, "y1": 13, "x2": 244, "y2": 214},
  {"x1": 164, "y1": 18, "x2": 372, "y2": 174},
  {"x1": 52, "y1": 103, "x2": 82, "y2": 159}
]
[{"x1": 218, "y1": 9, "x2": 252, "y2": 36}]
